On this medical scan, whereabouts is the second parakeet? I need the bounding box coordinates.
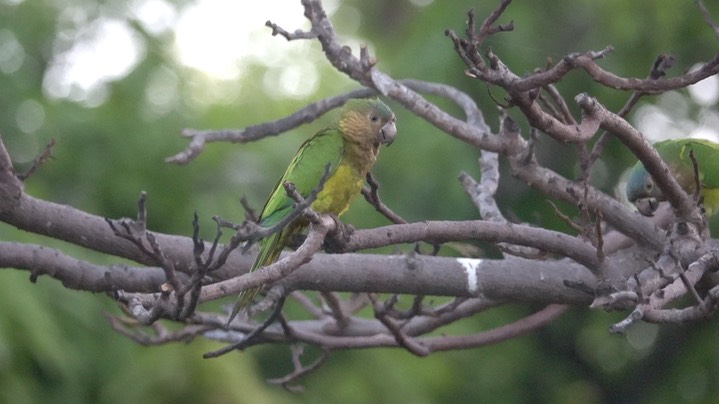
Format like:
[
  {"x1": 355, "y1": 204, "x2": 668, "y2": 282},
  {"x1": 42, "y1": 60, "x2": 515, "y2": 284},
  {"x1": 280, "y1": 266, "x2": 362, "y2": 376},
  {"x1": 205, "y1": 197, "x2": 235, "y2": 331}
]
[
  {"x1": 229, "y1": 98, "x2": 397, "y2": 321},
  {"x1": 625, "y1": 138, "x2": 719, "y2": 216}
]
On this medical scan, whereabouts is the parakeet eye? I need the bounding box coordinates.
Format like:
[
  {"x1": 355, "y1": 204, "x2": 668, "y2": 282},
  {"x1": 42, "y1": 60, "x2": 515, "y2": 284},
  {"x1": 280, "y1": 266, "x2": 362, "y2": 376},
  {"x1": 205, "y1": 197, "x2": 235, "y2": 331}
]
[
  {"x1": 370, "y1": 115, "x2": 379, "y2": 122},
  {"x1": 644, "y1": 178, "x2": 654, "y2": 191}
]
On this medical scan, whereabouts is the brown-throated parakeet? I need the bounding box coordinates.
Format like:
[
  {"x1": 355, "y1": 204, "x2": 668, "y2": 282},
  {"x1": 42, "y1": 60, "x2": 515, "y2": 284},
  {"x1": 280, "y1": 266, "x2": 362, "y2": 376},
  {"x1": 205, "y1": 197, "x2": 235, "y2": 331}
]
[
  {"x1": 229, "y1": 98, "x2": 397, "y2": 320},
  {"x1": 625, "y1": 138, "x2": 719, "y2": 216}
]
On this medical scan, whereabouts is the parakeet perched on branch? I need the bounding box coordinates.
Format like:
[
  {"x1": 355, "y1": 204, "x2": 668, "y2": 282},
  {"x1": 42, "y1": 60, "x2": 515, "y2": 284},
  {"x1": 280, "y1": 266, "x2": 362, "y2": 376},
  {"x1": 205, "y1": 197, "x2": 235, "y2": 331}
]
[
  {"x1": 625, "y1": 138, "x2": 719, "y2": 217},
  {"x1": 229, "y1": 98, "x2": 397, "y2": 321}
]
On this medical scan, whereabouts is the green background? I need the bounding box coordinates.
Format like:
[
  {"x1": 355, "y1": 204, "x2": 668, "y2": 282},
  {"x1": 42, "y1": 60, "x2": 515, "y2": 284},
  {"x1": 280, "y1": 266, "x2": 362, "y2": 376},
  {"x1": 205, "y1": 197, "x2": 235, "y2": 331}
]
[{"x1": 1, "y1": 0, "x2": 719, "y2": 402}]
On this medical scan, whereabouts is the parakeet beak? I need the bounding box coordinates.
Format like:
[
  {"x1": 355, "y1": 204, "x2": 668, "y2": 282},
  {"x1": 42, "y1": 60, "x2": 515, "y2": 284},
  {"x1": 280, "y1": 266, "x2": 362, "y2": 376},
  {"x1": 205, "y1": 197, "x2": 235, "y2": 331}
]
[
  {"x1": 378, "y1": 116, "x2": 397, "y2": 146},
  {"x1": 635, "y1": 197, "x2": 659, "y2": 216}
]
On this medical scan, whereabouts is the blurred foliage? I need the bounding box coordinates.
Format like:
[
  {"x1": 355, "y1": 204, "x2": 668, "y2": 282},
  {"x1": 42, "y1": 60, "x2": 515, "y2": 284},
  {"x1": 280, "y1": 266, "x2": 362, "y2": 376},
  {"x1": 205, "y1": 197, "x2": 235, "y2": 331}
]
[{"x1": 1, "y1": 0, "x2": 719, "y2": 402}]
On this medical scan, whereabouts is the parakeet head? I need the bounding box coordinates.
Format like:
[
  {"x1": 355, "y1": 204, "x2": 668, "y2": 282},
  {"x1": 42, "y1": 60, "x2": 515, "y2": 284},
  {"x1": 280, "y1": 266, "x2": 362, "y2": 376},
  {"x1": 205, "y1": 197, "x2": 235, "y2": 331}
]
[
  {"x1": 340, "y1": 98, "x2": 397, "y2": 146},
  {"x1": 625, "y1": 162, "x2": 663, "y2": 216}
]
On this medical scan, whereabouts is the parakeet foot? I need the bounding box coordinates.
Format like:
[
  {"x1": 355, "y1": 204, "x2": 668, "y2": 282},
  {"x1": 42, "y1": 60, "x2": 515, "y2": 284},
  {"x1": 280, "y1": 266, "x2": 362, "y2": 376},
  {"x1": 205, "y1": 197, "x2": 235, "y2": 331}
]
[{"x1": 324, "y1": 214, "x2": 355, "y2": 253}]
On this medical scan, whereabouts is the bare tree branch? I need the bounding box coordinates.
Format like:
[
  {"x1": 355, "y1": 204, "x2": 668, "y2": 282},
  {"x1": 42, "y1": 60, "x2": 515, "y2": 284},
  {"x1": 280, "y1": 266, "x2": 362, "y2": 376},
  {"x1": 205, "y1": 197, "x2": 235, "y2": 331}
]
[
  {"x1": 4, "y1": 0, "x2": 719, "y2": 383},
  {"x1": 168, "y1": 89, "x2": 374, "y2": 164},
  {"x1": 576, "y1": 94, "x2": 701, "y2": 222},
  {"x1": 16, "y1": 138, "x2": 55, "y2": 181},
  {"x1": 0, "y1": 134, "x2": 23, "y2": 212},
  {"x1": 695, "y1": 0, "x2": 719, "y2": 42},
  {"x1": 266, "y1": 345, "x2": 330, "y2": 392},
  {"x1": 0, "y1": 242, "x2": 171, "y2": 292}
]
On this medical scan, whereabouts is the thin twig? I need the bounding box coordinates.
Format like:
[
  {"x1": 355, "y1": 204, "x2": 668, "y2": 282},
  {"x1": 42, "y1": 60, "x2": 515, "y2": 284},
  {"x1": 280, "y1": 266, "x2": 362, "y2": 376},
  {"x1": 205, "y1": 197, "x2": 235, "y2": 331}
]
[
  {"x1": 370, "y1": 294, "x2": 430, "y2": 357},
  {"x1": 267, "y1": 346, "x2": 331, "y2": 391},
  {"x1": 265, "y1": 20, "x2": 318, "y2": 41},
  {"x1": 16, "y1": 138, "x2": 55, "y2": 181},
  {"x1": 361, "y1": 172, "x2": 407, "y2": 224},
  {"x1": 695, "y1": 0, "x2": 719, "y2": 41},
  {"x1": 320, "y1": 291, "x2": 350, "y2": 329},
  {"x1": 205, "y1": 295, "x2": 288, "y2": 357},
  {"x1": 585, "y1": 54, "x2": 675, "y2": 175}
]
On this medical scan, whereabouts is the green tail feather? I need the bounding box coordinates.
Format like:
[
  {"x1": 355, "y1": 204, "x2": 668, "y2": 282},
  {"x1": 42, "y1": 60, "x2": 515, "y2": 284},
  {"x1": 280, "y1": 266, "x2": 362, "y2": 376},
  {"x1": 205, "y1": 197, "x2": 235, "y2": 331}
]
[
  {"x1": 231, "y1": 286, "x2": 262, "y2": 319},
  {"x1": 227, "y1": 232, "x2": 283, "y2": 323}
]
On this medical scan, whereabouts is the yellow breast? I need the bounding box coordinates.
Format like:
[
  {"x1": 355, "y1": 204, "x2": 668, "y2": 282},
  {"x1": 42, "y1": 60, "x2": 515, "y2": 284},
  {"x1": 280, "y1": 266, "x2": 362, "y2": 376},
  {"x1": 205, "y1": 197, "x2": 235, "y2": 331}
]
[
  {"x1": 311, "y1": 162, "x2": 364, "y2": 216},
  {"x1": 702, "y1": 187, "x2": 719, "y2": 217}
]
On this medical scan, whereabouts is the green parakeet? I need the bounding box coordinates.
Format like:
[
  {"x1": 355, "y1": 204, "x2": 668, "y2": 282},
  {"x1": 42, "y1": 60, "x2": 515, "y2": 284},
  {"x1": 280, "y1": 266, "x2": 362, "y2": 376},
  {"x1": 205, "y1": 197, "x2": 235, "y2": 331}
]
[
  {"x1": 229, "y1": 98, "x2": 397, "y2": 320},
  {"x1": 625, "y1": 138, "x2": 719, "y2": 216}
]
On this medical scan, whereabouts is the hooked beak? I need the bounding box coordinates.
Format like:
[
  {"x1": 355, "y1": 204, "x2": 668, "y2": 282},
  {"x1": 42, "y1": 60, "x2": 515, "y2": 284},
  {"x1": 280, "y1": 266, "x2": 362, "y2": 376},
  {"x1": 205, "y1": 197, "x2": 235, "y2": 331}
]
[
  {"x1": 635, "y1": 197, "x2": 659, "y2": 217},
  {"x1": 378, "y1": 116, "x2": 397, "y2": 146}
]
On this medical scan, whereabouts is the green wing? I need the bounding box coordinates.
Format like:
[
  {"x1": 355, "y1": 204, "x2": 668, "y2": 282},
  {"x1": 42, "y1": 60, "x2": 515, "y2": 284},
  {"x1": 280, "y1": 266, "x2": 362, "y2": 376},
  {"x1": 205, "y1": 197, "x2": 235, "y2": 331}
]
[
  {"x1": 259, "y1": 128, "x2": 345, "y2": 229},
  {"x1": 656, "y1": 139, "x2": 719, "y2": 188},
  {"x1": 678, "y1": 140, "x2": 719, "y2": 188},
  {"x1": 626, "y1": 138, "x2": 719, "y2": 214},
  {"x1": 229, "y1": 128, "x2": 345, "y2": 320}
]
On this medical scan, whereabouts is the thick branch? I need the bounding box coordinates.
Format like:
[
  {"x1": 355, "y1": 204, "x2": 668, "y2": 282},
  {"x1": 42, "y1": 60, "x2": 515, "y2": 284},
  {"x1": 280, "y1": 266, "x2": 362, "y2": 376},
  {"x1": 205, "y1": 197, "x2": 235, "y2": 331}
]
[
  {"x1": 344, "y1": 220, "x2": 601, "y2": 271},
  {"x1": 0, "y1": 242, "x2": 171, "y2": 292},
  {"x1": 0, "y1": 193, "x2": 245, "y2": 274},
  {"x1": 510, "y1": 153, "x2": 665, "y2": 251}
]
